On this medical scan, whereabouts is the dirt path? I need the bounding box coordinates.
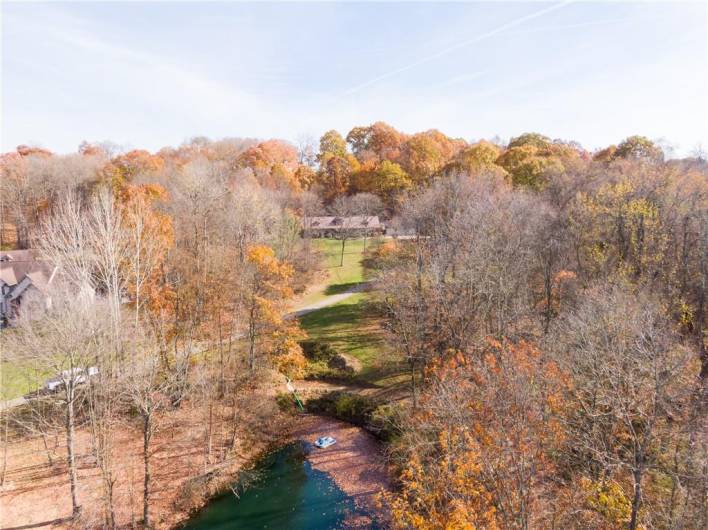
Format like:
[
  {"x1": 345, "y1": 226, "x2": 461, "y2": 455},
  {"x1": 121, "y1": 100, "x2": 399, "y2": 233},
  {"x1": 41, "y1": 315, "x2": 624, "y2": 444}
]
[
  {"x1": 0, "y1": 277, "x2": 367, "y2": 411},
  {"x1": 0, "y1": 397, "x2": 25, "y2": 411},
  {"x1": 289, "y1": 281, "x2": 369, "y2": 318},
  {"x1": 287, "y1": 414, "x2": 389, "y2": 528}
]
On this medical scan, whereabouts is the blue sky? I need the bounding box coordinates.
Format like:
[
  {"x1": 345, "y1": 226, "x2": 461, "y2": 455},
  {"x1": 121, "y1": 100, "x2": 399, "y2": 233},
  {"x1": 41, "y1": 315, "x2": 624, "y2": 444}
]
[{"x1": 2, "y1": 1, "x2": 706, "y2": 155}]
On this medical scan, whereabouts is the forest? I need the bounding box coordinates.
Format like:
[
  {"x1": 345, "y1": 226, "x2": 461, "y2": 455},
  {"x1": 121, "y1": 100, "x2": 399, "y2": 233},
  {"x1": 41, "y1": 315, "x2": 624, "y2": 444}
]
[{"x1": 0, "y1": 122, "x2": 706, "y2": 530}]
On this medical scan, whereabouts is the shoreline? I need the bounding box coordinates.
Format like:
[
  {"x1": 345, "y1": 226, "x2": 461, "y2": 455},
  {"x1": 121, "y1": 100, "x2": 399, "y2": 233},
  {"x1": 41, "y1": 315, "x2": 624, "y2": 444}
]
[
  {"x1": 0, "y1": 400, "x2": 286, "y2": 530},
  {"x1": 170, "y1": 412, "x2": 391, "y2": 529},
  {"x1": 286, "y1": 413, "x2": 391, "y2": 528}
]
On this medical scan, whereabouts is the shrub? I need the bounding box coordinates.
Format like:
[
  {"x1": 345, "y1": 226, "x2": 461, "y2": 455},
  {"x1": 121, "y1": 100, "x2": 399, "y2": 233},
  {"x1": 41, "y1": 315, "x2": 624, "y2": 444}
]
[
  {"x1": 326, "y1": 354, "x2": 350, "y2": 371},
  {"x1": 306, "y1": 391, "x2": 375, "y2": 426},
  {"x1": 303, "y1": 359, "x2": 356, "y2": 382},
  {"x1": 306, "y1": 392, "x2": 401, "y2": 441},
  {"x1": 299, "y1": 340, "x2": 338, "y2": 362},
  {"x1": 369, "y1": 403, "x2": 400, "y2": 442},
  {"x1": 275, "y1": 392, "x2": 299, "y2": 413}
]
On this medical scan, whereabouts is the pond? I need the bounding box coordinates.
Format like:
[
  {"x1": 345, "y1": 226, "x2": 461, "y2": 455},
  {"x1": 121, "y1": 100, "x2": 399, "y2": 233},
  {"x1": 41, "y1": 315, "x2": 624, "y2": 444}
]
[{"x1": 182, "y1": 441, "x2": 378, "y2": 530}]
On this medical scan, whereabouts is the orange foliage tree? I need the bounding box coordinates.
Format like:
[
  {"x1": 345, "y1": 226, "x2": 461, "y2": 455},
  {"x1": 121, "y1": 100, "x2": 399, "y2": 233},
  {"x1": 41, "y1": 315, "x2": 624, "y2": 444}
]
[
  {"x1": 119, "y1": 183, "x2": 175, "y2": 326},
  {"x1": 244, "y1": 244, "x2": 305, "y2": 376},
  {"x1": 238, "y1": 139, "x2": 302, "y2": 191},
  {"x1": 400, "y1": 129, "x2": 464, "y2": 185},
  {"x1": 346, "y1": 121, "x2": 406, "y2": 164},
  {"x1": 385, "y1": 340, "x2": 568, "y2": 529}
]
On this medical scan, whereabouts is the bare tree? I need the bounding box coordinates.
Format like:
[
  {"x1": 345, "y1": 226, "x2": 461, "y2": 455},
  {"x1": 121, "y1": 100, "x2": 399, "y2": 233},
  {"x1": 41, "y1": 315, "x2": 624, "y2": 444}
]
[
  {"x1": 126, "y1": 337, "x2": 167, "y2": 529},
  {"x1": 349, "y1": 192, "x2": 383, "y2": 250},
  {"x1": 87, "y1": 189, "x2": 129, "y2": 358},
  {"x1": 39, "y1": 190, "x2": 129, "y2": 527},
  {"x1": 387, "y1": 177, "x2": 546, "y2": 356},
  {"x1": 295, "y1": 133, "x2": 317, "y2": 167},
  {"x1": 328, "y1": 195, "x2": 358, "y2": 267},
  {"x1": 550, "y1": 285, "x2": 698, "y2": 530},
  {"x1": 12, "y1": 284, "x2": 112, "y2": 518},
  {"x1": 297, "y1": 190, "x2": 324, "y2": 268}
]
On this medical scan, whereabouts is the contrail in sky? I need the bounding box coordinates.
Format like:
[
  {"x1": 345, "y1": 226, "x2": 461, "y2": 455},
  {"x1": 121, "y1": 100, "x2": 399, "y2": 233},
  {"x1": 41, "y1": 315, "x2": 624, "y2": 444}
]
[{"x1": 343, "y1": 0, "x2": 576, "y2": 95}]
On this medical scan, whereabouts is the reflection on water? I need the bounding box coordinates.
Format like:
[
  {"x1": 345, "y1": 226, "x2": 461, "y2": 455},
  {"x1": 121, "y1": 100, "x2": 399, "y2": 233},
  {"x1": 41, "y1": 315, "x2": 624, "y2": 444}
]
[{"x1": 182, "y1": 441, "x2": 376, "y2": 530}]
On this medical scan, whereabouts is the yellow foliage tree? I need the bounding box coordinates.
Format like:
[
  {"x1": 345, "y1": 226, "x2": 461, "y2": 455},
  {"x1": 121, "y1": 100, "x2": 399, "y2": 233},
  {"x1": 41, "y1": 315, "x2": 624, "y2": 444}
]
[
  {"x1": 244, "y1": 244, "x2": 305, "y2": 374},
  {"x1": 385, "y1": 341, "x2": 568, "y2": 529}
]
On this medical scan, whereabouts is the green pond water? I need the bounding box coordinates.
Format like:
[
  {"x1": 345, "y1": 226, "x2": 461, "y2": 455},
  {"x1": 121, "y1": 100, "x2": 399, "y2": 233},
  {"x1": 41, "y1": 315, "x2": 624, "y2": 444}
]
[{"x1": 182, "y1": 441, "x2": 378, "y2": 530}]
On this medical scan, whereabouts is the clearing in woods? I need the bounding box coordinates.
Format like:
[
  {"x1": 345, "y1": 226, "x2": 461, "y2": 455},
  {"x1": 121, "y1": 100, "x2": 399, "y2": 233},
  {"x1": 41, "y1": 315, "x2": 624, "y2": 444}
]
[{"x1": 297, "y1": 238, "x2": 405, "y2": 389}]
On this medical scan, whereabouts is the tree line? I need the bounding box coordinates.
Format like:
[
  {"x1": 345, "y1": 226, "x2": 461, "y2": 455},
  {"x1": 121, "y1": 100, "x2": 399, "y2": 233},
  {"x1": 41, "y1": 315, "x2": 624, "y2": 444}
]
[
  {"x1": 0, "y1": 124, "x2": 706, "y2": 528},
  {"x1": 372, "y1": 157, "x2": 706, "y2": 528},
  {"x1": 1, "y1": 140, "x2": 314, "y2": 526}
]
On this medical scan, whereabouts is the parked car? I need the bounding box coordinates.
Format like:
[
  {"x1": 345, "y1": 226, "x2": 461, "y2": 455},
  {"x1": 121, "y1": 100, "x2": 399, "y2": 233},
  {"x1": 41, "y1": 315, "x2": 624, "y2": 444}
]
[
  {"x1": 314, "y1": 436, "x2": 336, "y2": 448},
  {"x1": 44, "y1": 366, "x2": 99, "y2": 393}
]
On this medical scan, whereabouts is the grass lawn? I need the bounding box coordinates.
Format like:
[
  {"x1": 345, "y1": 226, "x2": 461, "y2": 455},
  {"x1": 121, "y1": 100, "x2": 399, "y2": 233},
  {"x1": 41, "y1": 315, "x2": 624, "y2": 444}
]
[
  {"x1": 297, "y1": 238, "x2": 381, "y2": 307},
  {"x1": 1, "y1": 360, "x2": 45, "y2": 400},
  {"x1": 298, "y1": 237, "x2": 405, "y2": 387},
  {"x1": 299, "y1": 291, "x2": 403, "y2": 387}
]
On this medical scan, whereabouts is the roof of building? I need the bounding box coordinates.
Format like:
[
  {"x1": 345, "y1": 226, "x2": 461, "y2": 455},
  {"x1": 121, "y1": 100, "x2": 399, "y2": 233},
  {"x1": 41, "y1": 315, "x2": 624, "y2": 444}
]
[
  {"x1": 303, "y1": 216, "x2": 383, "y2": 230},
  {"x1": 0, "y1": 249, "x2": 38, "y2": 263},
  {"x1": 0, "y1": 250, "x2": 56, "y2": 291}
]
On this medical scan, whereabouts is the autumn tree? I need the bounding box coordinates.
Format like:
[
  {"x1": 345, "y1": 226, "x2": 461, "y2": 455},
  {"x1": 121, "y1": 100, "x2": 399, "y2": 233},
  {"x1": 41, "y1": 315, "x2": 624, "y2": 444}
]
[
  {"x1": 442, "y1": 140, "x2": 508, "y2": 180},
  {"x1": 550, "y1": 285, "x2": 699, "y2": 530},
  {"x1": 11, "y1": 284, "x2": 113, "y2": 518},
  {"x1": 316, "y1": 130, "x2": 359, "y2": 203},
  {"x1": 120, "y1": 183, "x2": 174, "y2": 327},
  {"x1": 614, "y1": 135, "x2": 664, "y2": 163},
  {"x1": 399, "y1": 129, "x2": 463, "y2": 185},
  {"x1": 110, "y1": 149, "x2": 164, "y2": 186},
  {"x1": 346, "y1": 121, "x2": 405, "y2": 164},
  {"x1": 497, "y1": 133, "x2": 583, "y2": 190},
  {"x1": 243, "y1": 245, "x2": 304, "y2": 375},
  {"x1": 238, "y1": 139, "x2": 300, "y2": 191},
  {"x1": 0, "y1": 149, "x2": 104, "y2": 247},
  {"x1": 352, "y1": 159, "x2": 412, "y2": 207},
  {"x1": 318, "y1": 129, "x2": 348, "y2": 159},
  {"x1": 507, "y1": 132, "x2": 553, "y2": 149},
  {"x1": 386, "y1": 341, "x2": 567, "y2": 529}
]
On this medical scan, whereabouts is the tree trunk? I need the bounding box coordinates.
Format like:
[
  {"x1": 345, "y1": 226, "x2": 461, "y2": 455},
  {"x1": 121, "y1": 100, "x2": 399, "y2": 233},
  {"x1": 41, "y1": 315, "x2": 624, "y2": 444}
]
[
  {"x1": 102, "y1": 466, "x2": 116, "y2": 530},
  {"x1": 248, "y1": 298, "x2": 257, "y2": 372},
  {"x1": 229, "y1": 398, "x2": 239, "y2": 454},
  {"x1": 218, "y1": 309, "x2": 224, "y2": 395},
  {"x1": 340, "y1": 239, "x2": 345, "y2": 267},
  {"x1": 412, "y1": 237, "x2": 423, "y2": 408},
  {"x1": 41, "y1": 431, "x2": 54, "y2": 466},
  {"x1": 0, "y1": 412, "x2": 8, "y2": 486},
  {"x1": 629, "y1": 467, "x2": 643, "y2": 530},
  {"x1": 542, "y1": 246, "x2": 554, "y2": 334},
  {"x1": 142, "y1": 411, "x2": 152, "y2": 528},
  {"x1": 409, "y1": 357, "x2": 418, "y2": 409},
  {"x1": 205, "y1": 401, "x2": 213, "y2": 469},
  {"x1": 65, "y1": 389, "x2": 81, "y2": 517}
]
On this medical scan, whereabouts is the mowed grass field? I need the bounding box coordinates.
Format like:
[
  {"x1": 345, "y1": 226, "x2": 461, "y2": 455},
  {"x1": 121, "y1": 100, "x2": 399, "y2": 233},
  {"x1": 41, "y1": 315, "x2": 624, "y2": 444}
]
[
  {"x1": 298, "y1": 238, "x2": 404, "y2": 387},
  {"x1": 296, "y1": 238, "x2": 380, "y2": 306},
  {"x1": 1, "y1": 237, "x2": 400, "y2": 400},
  {"x1": 1, "y1": 360, "x2": 46, "y2": 400},
  {"x1": 300, "y1": 293, "x2": 384, "y2": 379}
]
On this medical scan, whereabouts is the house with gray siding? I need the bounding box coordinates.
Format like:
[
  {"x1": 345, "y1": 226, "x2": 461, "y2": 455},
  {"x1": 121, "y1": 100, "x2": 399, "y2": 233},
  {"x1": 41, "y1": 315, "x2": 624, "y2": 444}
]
[{"x1": 0, "y1": 250, "x2": 57, "y2": 326}]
